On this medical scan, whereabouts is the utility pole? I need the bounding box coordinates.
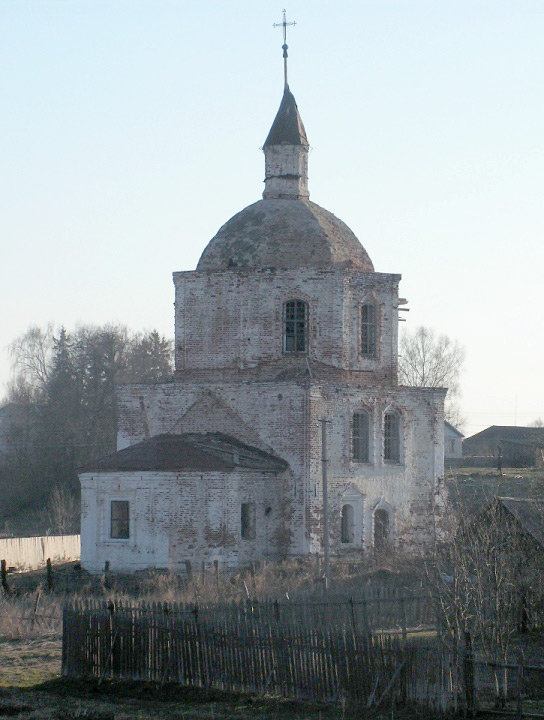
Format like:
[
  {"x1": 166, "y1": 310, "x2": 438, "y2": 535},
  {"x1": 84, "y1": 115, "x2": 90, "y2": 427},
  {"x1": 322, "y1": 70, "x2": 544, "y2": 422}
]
[{"x1": 320, "y1": 418, "x2": 331, "y2": 590}]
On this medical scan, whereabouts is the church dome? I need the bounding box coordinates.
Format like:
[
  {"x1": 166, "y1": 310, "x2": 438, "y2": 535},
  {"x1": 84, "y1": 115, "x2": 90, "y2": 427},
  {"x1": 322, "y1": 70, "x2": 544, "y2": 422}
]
[
  {"x1": 197, "y1": 198, "x2": 374, "y2": 272},
  {"x1": 196, "y1": 85, "x2": 374, "y2": 273}
]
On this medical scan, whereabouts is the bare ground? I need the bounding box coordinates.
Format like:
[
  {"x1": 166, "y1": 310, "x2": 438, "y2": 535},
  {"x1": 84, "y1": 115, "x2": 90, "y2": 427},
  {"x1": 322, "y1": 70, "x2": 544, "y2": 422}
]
[{"x1": 0, "y1": 638, "x2": 435, "y2": 719}]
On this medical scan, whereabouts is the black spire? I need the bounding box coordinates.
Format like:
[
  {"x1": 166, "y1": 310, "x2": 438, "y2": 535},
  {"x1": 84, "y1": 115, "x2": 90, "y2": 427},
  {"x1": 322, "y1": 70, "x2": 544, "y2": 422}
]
[{"x1": 263, "y1": 87, "x2": 309, "y2": 148}]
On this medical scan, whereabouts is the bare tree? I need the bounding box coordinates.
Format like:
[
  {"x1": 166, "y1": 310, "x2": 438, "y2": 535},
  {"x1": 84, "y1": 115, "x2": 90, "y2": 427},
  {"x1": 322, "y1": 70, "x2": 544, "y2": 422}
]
[
  {"x1": 8, "y1": 324, "x2": 54, "y2": 401},
  {"x1": 1, "y1": 323, "x2": 174, "y2": 534},
  {"x1": 428, "y1": 487, "x2": 543, "y2": 706},
  {"x1": 41, "y1": 485, "x2": 80, "y2": 535},
  {"x1": 398, "y1": 326, "x2": 466, "y2": 428}
]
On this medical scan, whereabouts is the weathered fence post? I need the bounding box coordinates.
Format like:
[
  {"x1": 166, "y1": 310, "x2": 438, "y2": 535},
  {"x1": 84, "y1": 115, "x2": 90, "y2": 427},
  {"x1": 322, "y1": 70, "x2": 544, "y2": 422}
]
[
  {"x1": 30, "y1": 588, "x2": 42, "y2": 630},
  {"x1": 349, "y1": 596, "x2": 357, "y2": 633},
  {"x1": 214, "y1": 559, "x2": 219, "y2": 591},
  {"x1": 361, "y1": 598, "x2": 369, "y2": 634},
  {"x1": 102, "y1": 560, "x2": 111, "y2": 590},
  {"x1": 99, "y1": 600, "x2": 116, "y2": 685},
  {"x1": 400, "y1": 596, "x2": 408, "y2": 641},
  {"x1": 463, "y1": 632, "x2": 475, "y2": 718},
  {"x1": 1, "y1": 559, "x2": 9, "y2": 594},
  {"x1": 516, "y1": 650, "x2": 524, "y2": 720},
  {"x1": 46, "y1": 558, "x2": 53, "y2": 591},
  {"x1": 192, "y1": 604, "x2": 199, "y2": 624}
]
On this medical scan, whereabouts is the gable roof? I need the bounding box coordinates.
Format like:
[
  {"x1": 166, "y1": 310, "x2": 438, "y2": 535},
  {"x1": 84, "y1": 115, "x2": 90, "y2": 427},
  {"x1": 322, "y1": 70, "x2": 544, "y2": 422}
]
[
  {"x1": 497, "y1": 497, "x2": 544, "y2": 548},
  {"x1": 444, "y1": 421, "x2": 464, "y2": 438},
  {"x1": 79, "y1": 433, "x2": 289, "y2": 474},
  {"x1": 465, "y1": 425, "x2": 544, "y2": 446}
]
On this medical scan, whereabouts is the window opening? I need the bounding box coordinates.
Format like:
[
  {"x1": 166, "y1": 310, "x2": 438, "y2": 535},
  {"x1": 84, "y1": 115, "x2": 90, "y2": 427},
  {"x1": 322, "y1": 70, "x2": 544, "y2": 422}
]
[
  {"x1": 374, "y1": 508, "x2": 390, "y2": 551},
  {"x1": 361, "y1": 303, "x2": 376, "y2": 356},
  {"x1": 352, "y1": 411, "x2": 370, "y2": 462},
  {"x1": 384, "y1": 411, "x2": 400, "y2": 463},
  {"x1": 341, "y1": 504, "x2": 354, "y2": 543},
  {"x1": 284, "y1": 300, "x2": 308, "y2": 352},
  {"x1": 241, "y1": 503, "x2": 255, "y2": 539},
  {"x1": 111, "y1": 500, "x2": 129, "y2": 539}
]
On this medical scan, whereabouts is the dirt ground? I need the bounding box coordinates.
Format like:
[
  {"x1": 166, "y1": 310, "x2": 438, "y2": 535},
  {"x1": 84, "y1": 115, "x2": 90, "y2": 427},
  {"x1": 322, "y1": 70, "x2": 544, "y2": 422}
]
[
  {"x1": 0, "y1": 637, "x2": 431, "y2": 720},
  {"x1": 2, "y1": 636, "x2": 542, "y2": 719}
]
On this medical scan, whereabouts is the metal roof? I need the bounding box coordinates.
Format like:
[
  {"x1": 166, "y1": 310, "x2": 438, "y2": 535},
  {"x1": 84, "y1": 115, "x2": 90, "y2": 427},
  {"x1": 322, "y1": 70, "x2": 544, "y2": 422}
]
[
  {"x1": 263, "y1": 87, "x2": 309, "y2": 147},
  {"x1": 79, "y1": 433, "x2": 289, "y2": 474},
  {"x1": 465, "y1": 425, "x2": 544, "y2": 445},
  {"x1": 498, "y1": 497, "x2": 544, "y2": 549}
]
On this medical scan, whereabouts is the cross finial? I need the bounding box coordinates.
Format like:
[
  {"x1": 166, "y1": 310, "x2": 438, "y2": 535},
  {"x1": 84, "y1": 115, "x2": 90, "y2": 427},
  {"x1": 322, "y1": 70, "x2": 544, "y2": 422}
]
[{"x1": 273, "y1": 9, "x2": 296, "y2": 90}]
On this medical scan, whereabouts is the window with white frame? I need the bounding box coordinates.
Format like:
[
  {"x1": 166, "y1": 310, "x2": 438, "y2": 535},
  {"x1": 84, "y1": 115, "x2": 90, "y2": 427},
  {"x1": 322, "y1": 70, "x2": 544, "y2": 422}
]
[
  {"x1": 383, "y1": 410, "x2": 401, "y2": 463},
  {"x1": 110, "y1": 500, "x2": 129, "y2": 539},
  {"x1": 339, "y1": 488, "x2": 364, "y2": 548},
  {"x1": 341, "y1": 504, "x2": 355, "y2": 543},
  {"x1": 352, "y1": 410, "x2": 370, "y2": 462},
  {"x1": 283, "y1": 300, "x2": 308, "y2": 352}
]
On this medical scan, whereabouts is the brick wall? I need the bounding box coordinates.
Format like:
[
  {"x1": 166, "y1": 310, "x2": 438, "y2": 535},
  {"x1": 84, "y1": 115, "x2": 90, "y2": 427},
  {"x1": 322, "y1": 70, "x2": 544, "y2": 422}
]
[
  {"x1": 80, "y1": 470, "x2": 289, "y2": 574},
  {"x1": 114, "y1": 379, "x2": 445, "y2": 564},
  {"x1": 173, "y1": 268, "x2": 400, "y2": 383}
]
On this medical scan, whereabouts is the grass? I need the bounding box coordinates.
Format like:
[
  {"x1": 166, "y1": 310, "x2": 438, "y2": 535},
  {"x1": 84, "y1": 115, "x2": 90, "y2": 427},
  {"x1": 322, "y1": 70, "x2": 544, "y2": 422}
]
[
  {"x1": 0, "y1": 637, "x2": 61, "y2": 687},
  {"x1": 0, "y1": 558, "x2": 437, "y2": 718},
  {"x1": 447, "y1": 467, "x2": 544, "y2": 514},
  {"x1": 0, "y1": 679, "x2": 439, "y2": 719},
  {"x1": 0, "y1": 550, "x2": 541, "y2": 718}
]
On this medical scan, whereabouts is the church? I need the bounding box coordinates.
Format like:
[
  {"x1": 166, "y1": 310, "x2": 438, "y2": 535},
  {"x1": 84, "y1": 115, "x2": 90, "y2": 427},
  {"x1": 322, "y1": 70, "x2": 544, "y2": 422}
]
[{"x1": 80, "y1": 48, "x2": 446, "y2": 574}]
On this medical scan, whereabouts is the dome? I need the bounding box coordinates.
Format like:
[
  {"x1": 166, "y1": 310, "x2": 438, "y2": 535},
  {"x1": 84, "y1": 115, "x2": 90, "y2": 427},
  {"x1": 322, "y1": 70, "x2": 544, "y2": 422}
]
[{"x1": 196, "y1": 198, "x2": 374, "y2": 272}]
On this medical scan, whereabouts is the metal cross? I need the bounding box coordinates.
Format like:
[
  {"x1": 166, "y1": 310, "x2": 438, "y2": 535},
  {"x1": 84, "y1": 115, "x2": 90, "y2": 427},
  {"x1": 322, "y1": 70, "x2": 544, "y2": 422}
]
[{"x1": 273, "y1": 9, "x2": 296, "y2": 89}]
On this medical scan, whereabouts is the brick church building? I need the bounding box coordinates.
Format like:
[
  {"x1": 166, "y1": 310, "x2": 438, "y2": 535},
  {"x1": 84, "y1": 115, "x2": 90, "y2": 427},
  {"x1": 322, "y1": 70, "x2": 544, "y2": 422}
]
[{"x1": 80, "y1": 71, "x2": 446, "y2": 573}]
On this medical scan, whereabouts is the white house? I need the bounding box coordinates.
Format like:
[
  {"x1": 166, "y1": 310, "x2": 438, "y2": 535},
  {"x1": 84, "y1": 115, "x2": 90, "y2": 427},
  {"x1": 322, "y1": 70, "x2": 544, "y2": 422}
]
[
  {"x1": 80, "y1": 71, "x2": 446, "y2": 574},
  {"x1": 444, "y1": 421, "x2": 464, "y2": 461}
]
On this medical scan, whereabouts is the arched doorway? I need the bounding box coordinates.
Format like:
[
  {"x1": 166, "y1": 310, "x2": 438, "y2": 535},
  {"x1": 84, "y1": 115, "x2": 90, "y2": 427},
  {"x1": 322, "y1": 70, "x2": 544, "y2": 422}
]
[
  {"x1": 374, "y1": 508, "x2": 390, "y2": 551},
  {"x1": 341, "y1": 504, "x2": 354, "y2": 543}
]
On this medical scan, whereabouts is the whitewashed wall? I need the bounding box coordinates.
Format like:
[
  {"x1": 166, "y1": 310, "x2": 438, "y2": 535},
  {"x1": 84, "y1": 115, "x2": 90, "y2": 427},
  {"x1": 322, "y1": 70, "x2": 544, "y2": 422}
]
[
  {"x1": 80, "y1": 471, "x2": 288, "y2": 575},
  {"x1": 0, "y1": 534, "x2": 80, "y2": 570}
]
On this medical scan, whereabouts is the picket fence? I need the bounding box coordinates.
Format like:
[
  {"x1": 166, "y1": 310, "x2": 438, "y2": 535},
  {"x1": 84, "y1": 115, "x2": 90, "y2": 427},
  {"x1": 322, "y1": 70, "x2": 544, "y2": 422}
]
[{"x1": 62, "y1": 600, "x2": 459, "y2": 712}]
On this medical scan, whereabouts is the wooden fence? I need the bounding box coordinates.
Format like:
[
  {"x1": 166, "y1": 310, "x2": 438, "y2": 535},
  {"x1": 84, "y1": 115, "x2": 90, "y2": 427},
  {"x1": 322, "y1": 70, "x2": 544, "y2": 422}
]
[
  {"x1": 258, "y1": 587, "x2": 436, "y2": 635},
  {"x1": 62, "y1": 600, "x2": 459, "y2": 712},
  {"x1": 0, "y1": 534, "x2": 80, "y2": 571}
]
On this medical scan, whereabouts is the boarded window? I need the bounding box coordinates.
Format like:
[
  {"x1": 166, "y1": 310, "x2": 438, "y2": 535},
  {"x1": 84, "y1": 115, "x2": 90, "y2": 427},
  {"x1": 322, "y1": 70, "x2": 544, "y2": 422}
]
[
  {"x1": 284, "y1": 300, "x2": 308, "y2": 352},
  {"x1": 111, "y1": 501, "x2": 129, "y2": 539},
  {"x1": 241, "y1": 503, "x2": 255, "y2": 540},
  {"x1": 361, "y1": 303, "x2": 376, "y2": 356},
  {"x1": 352, "y1": 411, "x2": 370, "y2": 462},
  {"x1": 384, "y1": 411, "x2": 400, "y2": 463},
  {"x1": 374, "y1": 508, "x2": 390, "y2": 551},
  {"x1": 341, "y1": 504, "x2": 354, "y2": 543}
]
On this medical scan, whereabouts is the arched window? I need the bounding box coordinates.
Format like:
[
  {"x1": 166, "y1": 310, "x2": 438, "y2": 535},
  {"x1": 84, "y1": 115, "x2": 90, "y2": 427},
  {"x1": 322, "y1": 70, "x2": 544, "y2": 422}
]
[
  {"x1": 283, "y1": 300, "x2": 308, "y2": 352},
  {"x1": 341, "y1": 504, "x2": 354, "y2": 543},
  {"x1": 352, "y1": 411, "x2": 370, "y2": 462},
  {"x1": 374, "y1": 508, "x2": 390, "y2": 551},
  {"x1": 361, "y1": 303, "x2": 376, "y2": 356},
  {"x1": 384, "y1": 410, "x2": 401, "y2": 463}
]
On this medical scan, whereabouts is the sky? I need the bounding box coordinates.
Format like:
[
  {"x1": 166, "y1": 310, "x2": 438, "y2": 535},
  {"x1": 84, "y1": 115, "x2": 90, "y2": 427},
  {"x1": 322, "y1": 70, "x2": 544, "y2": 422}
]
[{"x1": 1, "y1": 0, "x2": 543, "y2": 437}]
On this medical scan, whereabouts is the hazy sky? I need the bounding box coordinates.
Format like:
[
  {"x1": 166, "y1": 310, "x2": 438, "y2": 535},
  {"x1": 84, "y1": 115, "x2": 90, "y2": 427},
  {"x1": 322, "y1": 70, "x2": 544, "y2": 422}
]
[{"x1": 2, "y1": 1, "x2": 543, "y2": 437}]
